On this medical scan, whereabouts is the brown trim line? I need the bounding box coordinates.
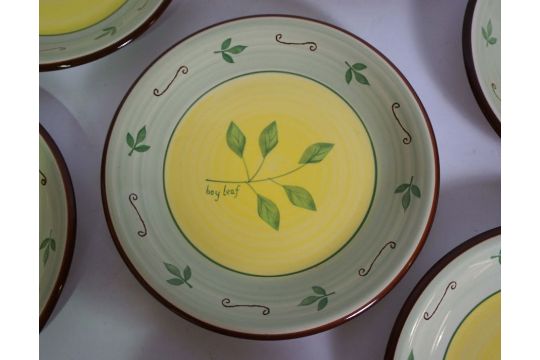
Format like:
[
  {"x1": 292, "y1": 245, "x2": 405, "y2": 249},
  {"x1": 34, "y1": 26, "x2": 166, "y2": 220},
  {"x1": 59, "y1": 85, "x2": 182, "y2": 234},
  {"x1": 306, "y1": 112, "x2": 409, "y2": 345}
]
[
  {"x1": 385, "y1": 226, "x2": 501, "y2": 359},
  {"x1": 39, "y1": 125, "x2": 77, "y2": 331},
  {"x1": 100, "y1": 14, "x2": 440, "y2": 340},
  {"x1": 39, "y1": 0, "x2": 172, "y2": 72},
  {"x1": 462, "y1": 0, "x2": 501, "y2": 136}
]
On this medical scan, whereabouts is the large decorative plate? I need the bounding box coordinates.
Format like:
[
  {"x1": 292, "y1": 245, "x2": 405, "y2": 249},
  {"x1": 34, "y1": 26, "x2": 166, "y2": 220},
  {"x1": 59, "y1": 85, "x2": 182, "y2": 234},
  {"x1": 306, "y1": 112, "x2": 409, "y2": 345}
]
[
  {"x1": 386, "y1": 227, "x2": 501, "y2": 359},
  {"x1": 39, "y1": 125, "x2": 76, "y2": 330},
  {"x1": 463, "y1": 0, "x2": 501, "y2": 135},
  {"x1": 39, "y1": 0, "x2": 171, "y2": 71},
  {"x1": 102, "y1": 15, "x2": 439, "y2": 339}
]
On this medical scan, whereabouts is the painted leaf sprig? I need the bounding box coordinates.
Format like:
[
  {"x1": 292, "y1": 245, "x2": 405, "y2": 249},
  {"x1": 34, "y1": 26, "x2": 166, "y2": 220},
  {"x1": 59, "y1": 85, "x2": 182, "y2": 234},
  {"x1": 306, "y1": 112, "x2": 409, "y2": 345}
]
[
  {"x1": 40, "y1": 231, "x2": 56, "y2": 266},
  {"x1": 345, "y1": 61, "x2": 369, "y2": 85},
  {"x1": 127, "y1": 126, "x2": 151, "y2": 156},
  {"x1": 95, "y1": 26, "x2": 117, "y2": 40},
  {"x1": 481, "y1": 20, "x2": 497, "y2": 46},
  {"x1": 298, "y1": 286, "x2": 335, "y2": 311},
  {"x1": 395, "y1": 176, "x2": 421, "y2": 211},
  {"x1": 164, "y1": 262, "x2": 193, "y2": 288},
  {"x1": 214, "y1": 38, "x2": 247, "y2": 63},
  {"x1": 208, "y1": 121, "x2": 334, "y2": 230}
]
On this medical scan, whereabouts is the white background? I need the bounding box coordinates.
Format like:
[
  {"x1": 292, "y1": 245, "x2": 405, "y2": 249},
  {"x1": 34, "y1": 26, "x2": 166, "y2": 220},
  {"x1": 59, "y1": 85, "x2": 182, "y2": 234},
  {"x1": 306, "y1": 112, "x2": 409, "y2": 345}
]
[{"x1": 38, "y1": 0, "x2": 500, "y2": 359}]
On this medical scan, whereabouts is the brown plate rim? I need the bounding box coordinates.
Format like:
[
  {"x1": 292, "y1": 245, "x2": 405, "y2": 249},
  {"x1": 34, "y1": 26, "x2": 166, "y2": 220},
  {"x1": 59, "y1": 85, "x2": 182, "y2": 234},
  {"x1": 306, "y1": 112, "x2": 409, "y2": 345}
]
[
  {"x1": 100, "y1": 14, "x2": 440, "y2": 340},
  {"x1": 39, "y1": 0, "x2": 172, "y2": 72},
  {"x1": 39, "y1": 124, "x2": 77, "y2": 331},
  {"x1": 384, "y1": 226, "x2": 501, "y2": 359},
  {"x1": 462, "y1": 0, "x2": 501, "y2": 136}
]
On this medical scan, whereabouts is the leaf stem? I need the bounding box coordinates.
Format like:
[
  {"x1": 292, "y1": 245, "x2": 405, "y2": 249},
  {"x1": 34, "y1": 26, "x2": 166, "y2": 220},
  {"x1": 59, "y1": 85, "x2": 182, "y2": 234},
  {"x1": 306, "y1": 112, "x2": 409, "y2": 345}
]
[
  {"x1": 246, "y1": 183, "x2": 258, "y2": 196},
  {"x1": 409, "y1": 176, "x2": 414, "y2": 186},
  {"x1": 242, "y1": 158, "x2": 251, "y2": 179},
  {"x1": 213, "y1": 50, "x2": 223, "y2": 54},
  {"x1": 249, "y1": 157, "x2": 266, "y2": 181},
  {"x1": 326, "y1": 291, "x2": 335, "y2": 296},
  {"x1": 128, "y1": 146, "x2": 134, "y2": 156},
  {"x1": 185, "y1": 280, "x2": 193, "y2": 288},
  {"x1": 345, "y1": 61, "x2": 352, "y2": 69},
  {"x1": 206, "y1": 164, "x2": 307, "y2": 184}
]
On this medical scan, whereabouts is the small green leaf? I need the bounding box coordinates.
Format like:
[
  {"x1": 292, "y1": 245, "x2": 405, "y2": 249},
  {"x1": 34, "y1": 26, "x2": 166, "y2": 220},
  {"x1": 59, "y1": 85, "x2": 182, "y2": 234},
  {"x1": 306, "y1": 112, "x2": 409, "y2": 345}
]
[
  {"x1": 482, "y1": 27, "x2": 488, "y2": 40},
  {"x1": 257, "y1": 194, "x2": 280, "y2": 230},
  {"x1": 299, "y1": 143, "x2": 334, "y2": 164},
  {"x1": 40, "y1": 238, "x2": 49, "y2": 249},
  {"x1": 126, "y1": 133, "x2": 135, "y2": 148},
  {"x1": 164, "y1": 262, "x2": 183, "y2": 278},
  {"x1": 136, "y1": 126, "x2": 147, "y2": 144},
  {"x1": 49, "y1": 239, "x2": 56, "y2": 251},
  {"x1": 259, "y1": 121, "x2": 278, "y2": 157},
  {"x1": 354, "y1": 71, "x2": 370, "y2": 85},
  {"x1": 402, "y1": 190, "x2": 411, "y2": 210},
  {"x1": 183, "y1": 266, "x2": 191, "y2": 281},
  {"x1": 221, "y1": 38, "x2": 232, "y2": 50},
  {"x1": 226, "y1": 122, "x2": 246, "y2": 157},
  {"x1": 488, "y1": 37, "x2": 497, "y2": 45},
  {"x1": 487, "y1": 19, "x2": 492, "y2": 36},
  {"x1": 312, "y1": 286, "x2": 326, "y2": 295},
  {"x1": 317, "y1": 297, "x2": 328, "y2": 311},
  {"x1": 299, "y1": 296, "x2": 319, "y2": 306},
  {"x1": 226, "y1": 45, "x2": 247, "y2": 54},
  {"x1": 222, "y1": 52, "x2": 234, "y2": 63},
  {"x1": 345, "y1": 68, "x2": 353, "y2": 84},
  {"x1": 411, "y1": 185, "x2": 421, "y2": 198},
  {"x1": 135, "y1": 145, "x2": 151, "y2": 152},
  {"x1": 352, "y1": 63, "x2": 367, "y2": 71},
  {"x1": 283, "y1": 185, "x2": 316, "y2": 211},
  {"x1": 167, "y1": 278, "x2": 184, "y2": 285},
  {"x1": 394, "y1": 183, "x2": 410, "y2": 193},
  {"x1": 408, "y1": 350, "x2": 414, "y2": 360},
  {"x1": 44, "y1": 247, "x2": 49, "y2": 265}
]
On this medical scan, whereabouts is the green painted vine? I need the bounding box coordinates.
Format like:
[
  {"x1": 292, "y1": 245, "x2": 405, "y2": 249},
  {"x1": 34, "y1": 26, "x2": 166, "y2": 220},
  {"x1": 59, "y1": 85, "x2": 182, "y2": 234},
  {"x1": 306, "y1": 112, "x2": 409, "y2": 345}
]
[
  {"x1": 395, "y1": 177, "x2": 421, "y2": 211},
  {"x1": 298, "y1": 286, "x2": 335, "y2": 311},
  {"x1": 164, "y1": 262, "x2": 193, "y2": 288},
  {"x1": 345, "y1": 61, "x2": 369, "y2": 85},
  {"x1": 214, "y1": 38, "x2": 247, "y2": 63},
  {"x1": 205, "y1": 121, "x2": 334, "y2": 230},
  {"x1": 127, "y1": 126, "x2": 151, "y2": 156},
  {"x1": 482, "y1": 20, "x2": 497, "y2": 46}
]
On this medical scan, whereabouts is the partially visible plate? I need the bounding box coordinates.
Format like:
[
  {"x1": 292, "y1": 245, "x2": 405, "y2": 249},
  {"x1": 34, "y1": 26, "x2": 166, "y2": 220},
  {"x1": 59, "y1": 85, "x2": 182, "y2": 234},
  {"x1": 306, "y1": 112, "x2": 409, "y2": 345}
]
[
  {"x1": 39, "y1": 0, "x2": 171, "y2": 71},
  {"x1": 39, "y1": 125, "x2": 76, "y2": 330},
  {"x1": 463, "y1": 0, "x2": 501, "y2": 135},
  {"x1": 386, "y1": 227, "x2": 501, "y2": 359},
  {"x1": 102, "y1": 15, "x2": 439, "y2": 339}
]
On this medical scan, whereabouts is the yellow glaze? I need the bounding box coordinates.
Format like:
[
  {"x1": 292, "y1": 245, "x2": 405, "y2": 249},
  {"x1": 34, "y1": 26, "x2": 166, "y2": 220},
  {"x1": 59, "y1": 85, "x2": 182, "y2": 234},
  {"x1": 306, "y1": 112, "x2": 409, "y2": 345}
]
[
  {"x1": 165, "y1": 73, "x2": 375, "y2": 276},
  {"x1": 40, "y1": 0, "x2": 126, "y2": 35},
  {"x1": 446, "y1": 292, "x2": 501, "y2": 360}
]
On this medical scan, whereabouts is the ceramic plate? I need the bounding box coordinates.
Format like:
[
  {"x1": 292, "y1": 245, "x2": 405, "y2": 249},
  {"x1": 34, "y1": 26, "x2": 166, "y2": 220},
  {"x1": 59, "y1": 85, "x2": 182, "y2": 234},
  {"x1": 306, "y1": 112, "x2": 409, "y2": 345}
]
[
  {"x1": 39, "y1": 125, "x2": 76, "y2": 330},
  {"x1": 102, "y1": 15, "x2": 439, "y2": 339},
  {"x1": 39, "y1": 0, "x2": 171, "y2": 71},
  {"x1": 463, "y1": 0, "x2": 501, "y2": 135},
  {"x1": 386, "y1": 227, "x2": 501, "y2": 359}
]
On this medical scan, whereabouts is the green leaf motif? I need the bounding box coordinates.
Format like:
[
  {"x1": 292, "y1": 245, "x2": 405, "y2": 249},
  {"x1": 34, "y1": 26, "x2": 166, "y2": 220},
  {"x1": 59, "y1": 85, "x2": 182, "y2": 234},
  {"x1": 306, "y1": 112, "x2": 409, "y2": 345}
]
[
  {"x1": 222, "y1": 52, "x2": 234, "y2": 63},
  {"x1": 402, "y1": 190, "x2": 411, "y2": 210},
  {"x1": 167, "y1": 278, "x2": 184, "y2": 285},
  {"x1": 284, "y1": 185, "x2": 316, "y2": 211},
  {"x1": 394, "y1": 184, "x2": 410, "y2": 193},
  {"x1": 396, "y1": 177, "x2": 421, "y2": 211},
  {"x1": 299, "y1": 143, "x2": 334, "y2": 164},
  {"x1": 408, "y1": 350, "x2": 414, "y2": 360},
  {"x1": 164, "y1": 262, "x2": 182, "y2": 278},
  {"x1": 411, "y1": 185, "x2": 421, "y2": 198},
  {"x1": 183, "y1": 266, "x2": 191, "y2": 281},
  {"x1": 227, "y1": 45, "x2": 247, "y2": 54},
  {"x1": 482, "y1": 19, "x2": 497, "y2": 46},
  {"x1": 126, "y1": 133, "x2": 134, "y2": 148},
  {"x1": 312, "y1": 286, "x2": 326, "y2": 295},
  {"x1": 44, "y1": 247, "x2": 49, "y2": 265},
  {"x1": 299, "y1": 296, "x2": 319, "y2": 306},
  {"x1": 488, "y1": 37, "x2": 497, "y2": 45},
  {"x1": 482, "y1": 27, "x2": 489, "y2": 40},
  {"x1": 354, "y1": 71, "x2": 369, "y2": 85},
  {"x1": 127, "y1": 126, "x2": 151, "y2": 156},
  {"x1": 226, "y1": 122, "x2": 246, "y2": 157},
  {"x1": 257, "y1": 194, "x2": 280, "y2": 230},
  {"x1": 487, "y1": 19, "x2": 492, "y2": 36},
  {"x1": 40, "y1": 233, "x2": 56, "y2": 266},
  {"x1": 345, "y1": 68, "x2": 353, "y2": 84},
  {"x1": 221, "y1": 37, "x2": 232, "y2": 50},
  {"x1": 259, "y1": 121, "x2": 278, "y2": 157},
  {"x1": 352, "y1": 63, "x2": 367, "y2": 71},
  {"x1": 318, "y1": 297, "x2": 328, "y2": 311},
  {"x1": 136, "y1": 126, "x2": 147, "y2": 144},
  {"x1": 135, "y1": 145, "x2": 150, "y2": 152},
  {"x1": 50, "y1": 239, "x2": 56, "y2": 251},
  {"x1": 40, "y1": 238, "x2": 49, "y2": 249}
]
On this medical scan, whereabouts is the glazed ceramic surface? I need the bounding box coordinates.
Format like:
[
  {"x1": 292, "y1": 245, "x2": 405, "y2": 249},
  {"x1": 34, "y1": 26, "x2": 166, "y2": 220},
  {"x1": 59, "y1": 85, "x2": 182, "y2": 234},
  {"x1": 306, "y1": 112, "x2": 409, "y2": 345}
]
[
  {"x1": 102, "y1": 16, "x2": 439, "y2": 338},
  {"x1": 464, "y1": 0, "x2": 501, "y2": 134},
  {"x1": 39, "y1": 0, "x2": 171, "y2": 70},
  {"x1": 387, "y1": 228, "x2": 501, "y2": 359},
  {"x1": 39, "y1": 126, "x2": 76, "y2": 330}
]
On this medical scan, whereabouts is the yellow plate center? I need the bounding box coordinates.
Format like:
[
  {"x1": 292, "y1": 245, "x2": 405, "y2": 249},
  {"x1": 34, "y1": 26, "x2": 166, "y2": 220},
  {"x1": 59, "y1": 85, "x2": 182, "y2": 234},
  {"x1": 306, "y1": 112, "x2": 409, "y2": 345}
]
[
  {"x1": 40, "y1": 0, "x2": 126, "y2": 35},
  {"x1": 164, "y1": 72, "x2": 376, "y2": 276},
  {"x1": 445, "y1": 291, "x2": 501, "y2": 359}
]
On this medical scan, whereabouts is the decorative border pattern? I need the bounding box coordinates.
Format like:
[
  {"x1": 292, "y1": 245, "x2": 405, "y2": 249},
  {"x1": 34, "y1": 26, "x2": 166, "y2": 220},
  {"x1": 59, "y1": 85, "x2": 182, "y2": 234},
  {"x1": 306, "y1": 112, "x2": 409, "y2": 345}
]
[
  {"x1": 391, "y1": 102, "x2": 412, "y2": 144},
  {"x1": 221, "y1": 298, "x2": 270, "y2": 315},
  {"x1": 40, "y1": 170, "x2": 47, "y2": 185},
  {"x1": 128, "y1": 193, "x2": 147, "y2": 237},
  {"x1": 153, "y1": 65, "x2": 189, "y2": 96},
  {"x1": 423, "y1": 281, "x2": 457, "y2": 320},
  {"x1": 275, "y1": 33, "x2": 317, "y2": 51},
  {"x1": 358, "y1": 241, "x2": 396, "y2": 276}
]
